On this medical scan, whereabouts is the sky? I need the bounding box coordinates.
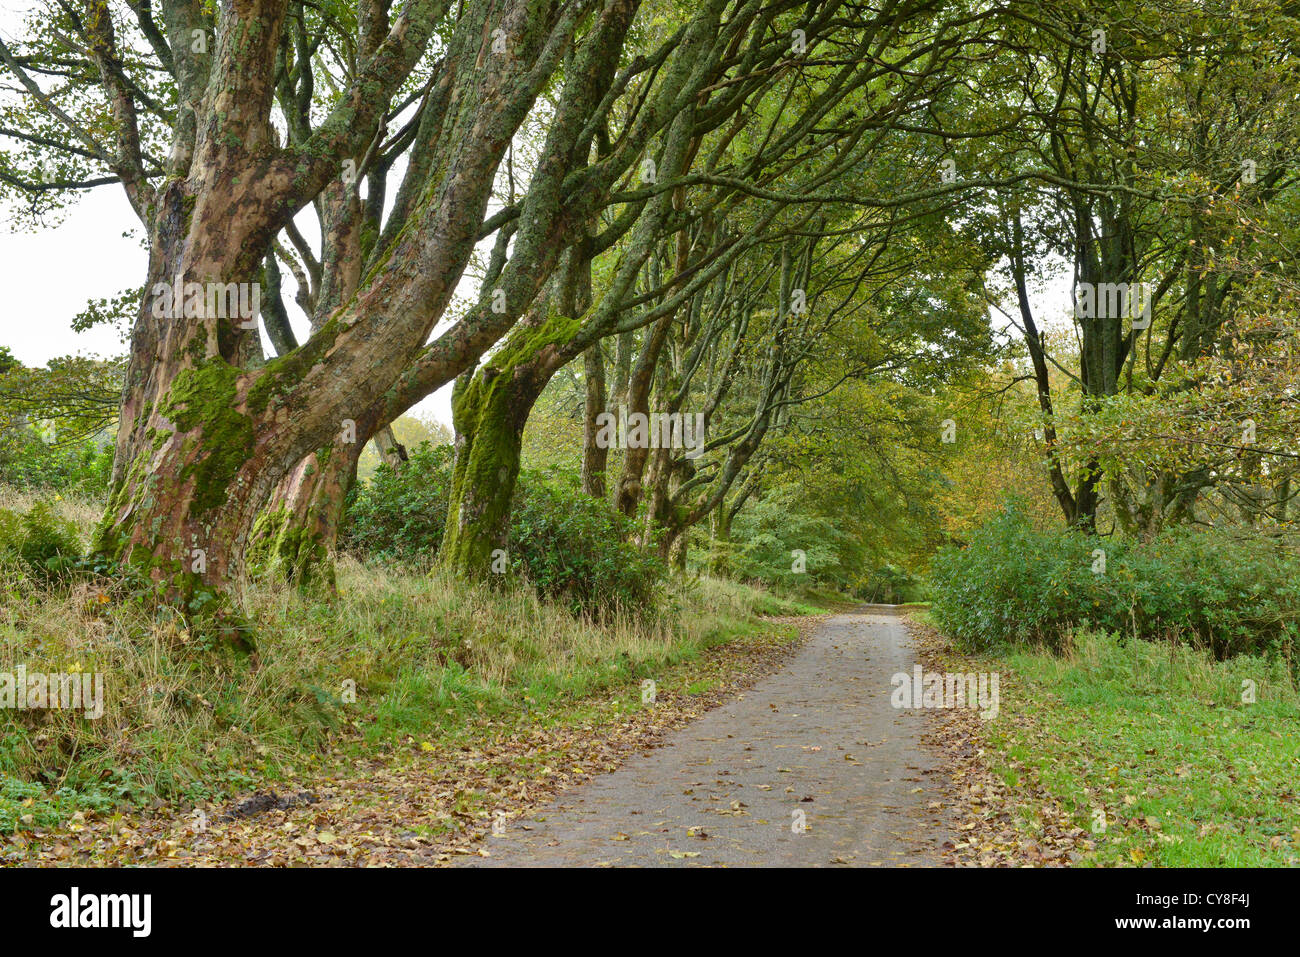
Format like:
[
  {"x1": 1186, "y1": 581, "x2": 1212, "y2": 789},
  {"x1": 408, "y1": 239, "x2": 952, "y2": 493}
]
[
  {"x1": 0, "y1": 0, "x2": 147, "y2": 363},
  {"x1": 1, "y1": 187, "x2": 141, "y2": 359}
]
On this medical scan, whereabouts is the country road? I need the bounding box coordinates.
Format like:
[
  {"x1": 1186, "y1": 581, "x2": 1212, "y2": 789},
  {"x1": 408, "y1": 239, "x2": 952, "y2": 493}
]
[{"x1": 465, "y1": 608, "x2": 951, "y2": 867}]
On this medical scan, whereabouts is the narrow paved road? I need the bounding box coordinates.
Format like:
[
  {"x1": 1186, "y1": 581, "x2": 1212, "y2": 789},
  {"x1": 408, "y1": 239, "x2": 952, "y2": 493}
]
[{"x1": 466, "y1": 608, "x2": 951, "y2": 866}]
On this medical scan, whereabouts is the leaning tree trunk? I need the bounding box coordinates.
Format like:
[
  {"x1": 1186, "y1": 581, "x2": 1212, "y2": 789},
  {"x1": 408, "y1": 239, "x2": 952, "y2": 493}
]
[
  {"x1": 246, "y1": 432, "x2": 365, "y2": 588},
  {"x1": 374, "y1": 424, "x2": 409, "y2": 468},
  {"x1": 439, "y1": 316, "x2": 576, "y2": 577},
  {"x1": 441, "y1": 233, "x2": 596, "y2": 576},
  {"x1": 245, "y1": 179, "x2": 373, "y2": 588},
  {"x1": 246, "y1": 414, "x2": 408, "y2": 587},
  {"x1": 440, "y1": 376, "x2": 529, "y2": 578}
]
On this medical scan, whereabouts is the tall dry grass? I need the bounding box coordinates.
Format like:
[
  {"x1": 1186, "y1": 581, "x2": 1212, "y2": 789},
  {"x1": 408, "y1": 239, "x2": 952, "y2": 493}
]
[{"x1": 1, "y1": 485, "x2": 806, "y2": 825}]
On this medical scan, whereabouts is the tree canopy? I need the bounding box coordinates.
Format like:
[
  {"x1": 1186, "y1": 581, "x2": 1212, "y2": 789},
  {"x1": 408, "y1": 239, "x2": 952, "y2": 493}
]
[{"x1": 1, "y1": 0, "x2": 1296, "y2": 612}]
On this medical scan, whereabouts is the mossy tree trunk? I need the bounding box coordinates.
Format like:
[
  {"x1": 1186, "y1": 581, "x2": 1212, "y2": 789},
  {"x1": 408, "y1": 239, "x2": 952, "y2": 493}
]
[
  {"x1": 440, "y1": 313, "x2": 577, "y2": 578},
  {"x1": 95, "y1": 353, "x2": 291, "y2": 595},
  {"x1": 439, "y1": 219, "x2": 610, "y2": 577},
  {"x1": 246, "y1": 420, "x2": 376, "y2": 588},
  {"x1": 246, "y1": 172, "x2": 378, "y2": 589},
  {"x1": 90, "y1": 0, "x2": 592, "y2": 606},
  {"x1": 670, "y1": 531, "x2": 688, "y2": 572},
  {"x1": 247, "y1": 412, "x2": 410, "y2": 588},
  {"x1": 1108, "y1": 468, "x2": 1209, "y2": 542}
]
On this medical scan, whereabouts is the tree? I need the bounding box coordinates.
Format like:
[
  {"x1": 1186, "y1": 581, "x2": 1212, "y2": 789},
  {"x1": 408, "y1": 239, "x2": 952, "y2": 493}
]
[
  {"x1": 1, "y1": 0, "x2": 653, "y2": 602},
  {"x1": 973, "y1": 0, "x2": 1300, "y2": 532},
  {"x1": 437, "y1": 0, "x2": 1017, "y2": 575}
]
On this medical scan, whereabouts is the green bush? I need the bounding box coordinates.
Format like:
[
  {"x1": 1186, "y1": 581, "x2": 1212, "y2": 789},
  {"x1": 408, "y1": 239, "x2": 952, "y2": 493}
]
[
  {"x1": 930, "y1": 500, "x2": 1300, "y2": 659},
  {"x1": 509, "y1": 471, "x2": 664, "y2": 618},
  {"x1": 0, "y1": 499, "x2": 84, "y2": 579},
  {"x1": 342, "y1": 445, "x2": 663, "y2": 617},
  {"x1": 341, "y1": 442, "x2": 455, "y2": 564},
  {"x1": 0, "y1": 429, "x2": 113, "y2": 494},
  {"x1": 724, "y1": 487, "x2": 852, "y2": 589}
]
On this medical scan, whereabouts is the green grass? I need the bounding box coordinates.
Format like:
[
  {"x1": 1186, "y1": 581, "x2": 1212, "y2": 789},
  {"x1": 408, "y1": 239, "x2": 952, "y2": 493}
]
[
  {"x1": 981, "y1": 630, "x2": 1300, "y2": 866},
  {"x1": 742, "y1": 589, "x2": 830, "y2": 616},
  {"x1": 1, "y1": 532, "x2": 804, "y2": 834}
]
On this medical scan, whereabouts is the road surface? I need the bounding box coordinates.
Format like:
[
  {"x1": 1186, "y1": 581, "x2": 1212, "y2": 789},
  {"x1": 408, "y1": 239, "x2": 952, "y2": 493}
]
[{"x1": 465, "y1": 607, "x2": 951, "y2": 866}]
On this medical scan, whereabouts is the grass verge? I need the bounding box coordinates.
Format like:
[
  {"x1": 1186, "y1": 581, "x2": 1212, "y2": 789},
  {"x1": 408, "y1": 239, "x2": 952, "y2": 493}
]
[
  {"x1": 2, "y1": 500, "x2": 822, "y2": 849},
  {"x1": 915, "y1": 612, "x2": 1300, "y2": 866}
]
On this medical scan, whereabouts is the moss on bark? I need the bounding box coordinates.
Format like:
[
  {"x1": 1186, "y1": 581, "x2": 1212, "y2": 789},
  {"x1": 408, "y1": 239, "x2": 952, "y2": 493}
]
[
  {"x1": 440, "y1": 313, "x2": 580, "y2": 578},
  {"x1": 246, "y1": 506, "x2": 334, "y2": 590},
  {"x1": 158, "y1": 360, "x2": 256, "y2": 518}
]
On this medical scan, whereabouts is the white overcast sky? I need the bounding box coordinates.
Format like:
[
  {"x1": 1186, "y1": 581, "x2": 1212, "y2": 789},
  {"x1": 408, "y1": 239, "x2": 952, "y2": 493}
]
[{"x1": 1, "y1": 5, "x2": 144, "y2": 364}]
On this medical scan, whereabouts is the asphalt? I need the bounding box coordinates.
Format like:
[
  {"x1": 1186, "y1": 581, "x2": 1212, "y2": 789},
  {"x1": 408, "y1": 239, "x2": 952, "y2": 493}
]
[{"x1": 464, "y1": 607, "x2": 951, "y2": 867}]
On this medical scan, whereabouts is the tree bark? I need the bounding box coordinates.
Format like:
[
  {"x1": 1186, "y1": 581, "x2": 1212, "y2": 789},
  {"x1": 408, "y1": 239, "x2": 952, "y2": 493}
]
[
  {"x1": 580, "y1": 344, "x2": 608, "y2": 497},
  {"x1": 246, "y1": 432, "x2": 364, "y2": 588},
  {"x1": 439, "y1": 315, "x2": 572, "y2": 577}
]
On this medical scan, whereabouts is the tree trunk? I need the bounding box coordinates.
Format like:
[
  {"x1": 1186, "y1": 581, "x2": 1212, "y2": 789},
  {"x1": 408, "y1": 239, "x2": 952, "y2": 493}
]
[
  {"x1": 439, "y1": 315, "x2": 574, "y2": 577},
  {"x1": 580, "y1": 344, "x2": 608, "y2": 497},
  {"x1": 440, "y1": 373, "x2": 528, "y2": 577},
  {"x1": 670, "y1": 531, "x2": 688, "y2": 572},
  {"x1": 94, "y1": 354, "x2": 291, "y2": 604},
  {"x1": 614, "y1": 309, "x2": 675, "y2": 517},
  {"x1": 246, "y1": 171, "x2": 371, "y2": 589},
  {"x1": 710, "y1": 499, "x2": 732, "y2": 575},
  {"x1": 374, "y1": 424, "x2": 408, "y2": 468},
  {"x1": 246, "y1": 429, "x2": 368, "y2": 588},
  {"x1": 439, "y1": 227, "x2": 602, "y2": 576}
]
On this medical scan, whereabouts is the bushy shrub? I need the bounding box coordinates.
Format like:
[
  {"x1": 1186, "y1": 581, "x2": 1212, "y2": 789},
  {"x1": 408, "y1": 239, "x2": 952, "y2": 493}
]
[
  {"x1": 0, "y1": 430, "x2": 113, "y2": 494},
  {"x1": 342, "y1": 446, "x2": 663, "y2": 617},
  {"x1": 509, "y1": 471, "x2": 663, "y2": 618},
  {"x1": 340, "y1": 442, "x2": 456, "y2": 564},
  {"x1": 930, "y1": 500, "x2": 1300, "y2": 659},
  {"x1": 0, "y1": 499, "x2": 84, "y2": 579},
  {"x1": 724, "y1": 488, "x2": 851, "y2": 589}
]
